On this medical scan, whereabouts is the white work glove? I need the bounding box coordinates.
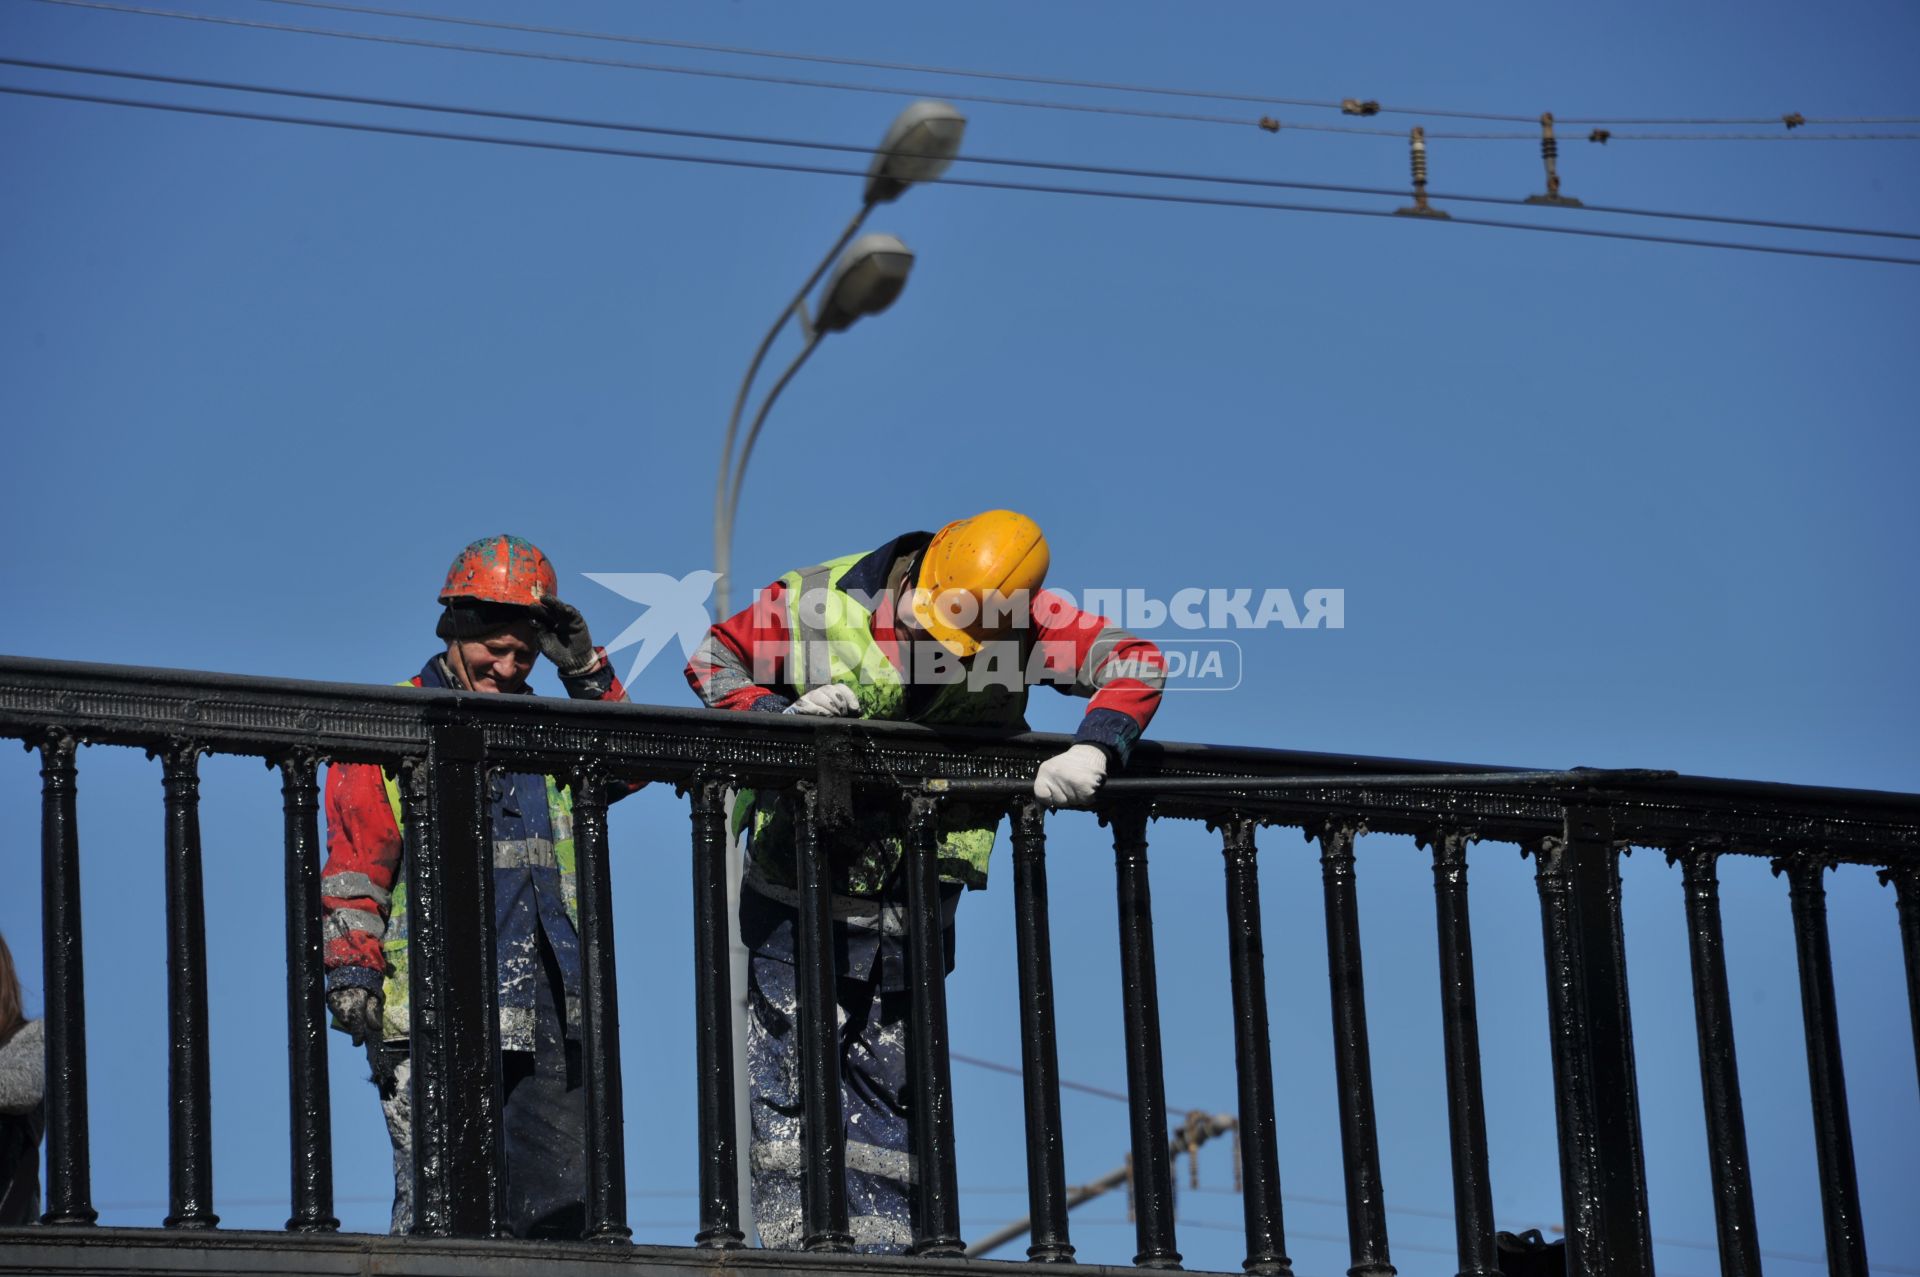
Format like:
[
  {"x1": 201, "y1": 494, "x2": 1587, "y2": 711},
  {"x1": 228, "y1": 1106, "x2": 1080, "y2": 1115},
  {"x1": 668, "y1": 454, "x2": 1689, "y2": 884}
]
[
  {"x1": 1034, "y1": 742, "x2": 1109, "y2": 807},
  {"x1": 327, "y1": 986, "x2": 385, "y2": 1046},
  {"x1": 783, "y1": 685, "x2": 862, "y2": 717}
]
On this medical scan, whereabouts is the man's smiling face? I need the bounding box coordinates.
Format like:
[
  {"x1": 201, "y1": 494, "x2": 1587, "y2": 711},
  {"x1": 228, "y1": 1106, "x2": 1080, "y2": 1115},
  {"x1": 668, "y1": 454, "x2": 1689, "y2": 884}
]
[{"x1": 447, "y1": 620, "x2": 539, "y2": 693}]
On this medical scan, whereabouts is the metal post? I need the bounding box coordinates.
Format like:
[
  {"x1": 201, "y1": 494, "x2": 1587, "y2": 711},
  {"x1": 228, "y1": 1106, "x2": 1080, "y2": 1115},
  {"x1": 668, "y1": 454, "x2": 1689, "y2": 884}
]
[
  {"x1": 404, "y1": 727, "x2": 505, "y2": 1237},
  {"x1": 1009, "y1": 799, "x2": 1074, "y2": 1263},
  {"x1": 1109, "y1": 806, "x2": 1181, "y2": 1269},
  {"x1": 1880, "y1": 864, "x2": 1920, "y2": 1108},
  {"x1": 1775, "y1": 855, "x2": 1868, "y2": 1276},
  {"x1": 690, "y1": 779, "x2": 745, "y2": 1248},
  {"x1": 571, "y1": 761, "x2": 632, "y2": 1243},
  {"x1": 1668, "y1": 845, "x2": 1761, "y2": 1277},
  {"x1": 1315, "y1": 820, "x2": 1394, "y2": 1277},
  {"x1": 158, "y1": 740, "x2": 217, "y2": 1230},
  {"x1": 36, "y1": 730, "x2": 96, "y2": 1226},
  {"x1": 1220, "y1": 816, "x2": 1292, "y2": 1276},
  {"x1": 791, "y1": 783, "x2": 852, "y2": 1252},
  {"x1": 1422, "y1": 826, "x2": 1496, "y2": 1277},
  {"x1": 904, "y1": 795, "x2": 963, "y2": 1255},
  {"x1": 277, "y1": 753, "x2": 337, "y2": 1233},
  {"x1": 1528, "y1": 806, "x2": 1653, "y2": 1277}
]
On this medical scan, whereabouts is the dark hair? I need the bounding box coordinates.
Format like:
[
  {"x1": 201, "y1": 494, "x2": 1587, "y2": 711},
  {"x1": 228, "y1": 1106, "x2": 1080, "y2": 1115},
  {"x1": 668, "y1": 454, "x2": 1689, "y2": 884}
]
[
  {"x1": 0, "y1": 932, "x2": 23, "y2": 1045},
  {"x1": 436, "y1": 601, "x2": 534, "y2": 643}
]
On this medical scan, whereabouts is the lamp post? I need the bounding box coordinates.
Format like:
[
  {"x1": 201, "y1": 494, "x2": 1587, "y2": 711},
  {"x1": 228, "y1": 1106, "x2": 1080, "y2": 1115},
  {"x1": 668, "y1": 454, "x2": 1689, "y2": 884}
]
[
  {"x1": 708, "y1": 101, "x2": 962, "y2": 1250},
  {"x1": 712, "y1": 99, "x2": 964, "y2": 617}
]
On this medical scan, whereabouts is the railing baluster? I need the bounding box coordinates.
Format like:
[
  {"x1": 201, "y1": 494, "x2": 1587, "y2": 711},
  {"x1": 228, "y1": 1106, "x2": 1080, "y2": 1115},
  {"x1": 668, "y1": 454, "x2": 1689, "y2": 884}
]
[
  {"x1": 1528, "y1": 806, "x2": 1653, "y2": 1277},
  {"x1": 1529, "y1": 832, "x2": 1592, "y2": 1261},
  {"x1": 1775, "y1": 854, "x2": 1868, "y2": 1277},
  {"x1": 791, "y1": 782, "x2": 853, "y2": 1252},
  {"x1": 404, "y1": 726, "x2": 505, "y2": 1237},
  {"x1": 1220, "y1": 815, "x2": 1292, "y2": 1277},
  {"x1": 689, "y1": 779, "x2": 745, "y2": 1248},
  {"x1": 1010, "y1": 799, "x2": 1075, "y2": 1264},
  {"x1": 905, "y1": 794, "x2": 963, "y2": 1255},
  {"x1": 1421, "y1": 825, "x2": 1496, "y2": 1277},
  {"x1": 37, "y1": 730, "x2": 96, "y2": 1226},
  {"x1": 1668, "y1": 844, "x2": 1760, "y2": 1277},
  {"x1": 1108, "y1": 806, "x2": 1180, "y2": 1270},
  {"x1": 158, "y1": 739, "x2": 217, "y2": 1229},
  {"x1": 277, "y1": 753, "x2": 337, "y2": 1233},
  {"x1": 571, "y1": 760, "x2": 632, "y2": 1243},
  {"x1": 1881, "y1": 864, "x2": 1920, "y2": 1106},
  {"x1": 1314, "y1": 820, "x2": 1394, "y2": 1277}
]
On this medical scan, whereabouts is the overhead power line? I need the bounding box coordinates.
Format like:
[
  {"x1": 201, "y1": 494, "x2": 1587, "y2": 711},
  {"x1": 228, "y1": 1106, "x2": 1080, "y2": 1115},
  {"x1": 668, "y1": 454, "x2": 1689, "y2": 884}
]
[
  {"x1": 7, "y1": 82, "x2": 1918, "y2": 269},
  {"x1": 8, "y1": 0, "x2": 1433, "y2": 139},
  {"x1": 23, "y1": 0, "x2": 1920, "y2": 142},
  {"x1": 250, "y1": 0, "x2": 1920, "y2": 130},
  {"x1": 7, "y1": 57, "x2": 1917, "y2": 246}
]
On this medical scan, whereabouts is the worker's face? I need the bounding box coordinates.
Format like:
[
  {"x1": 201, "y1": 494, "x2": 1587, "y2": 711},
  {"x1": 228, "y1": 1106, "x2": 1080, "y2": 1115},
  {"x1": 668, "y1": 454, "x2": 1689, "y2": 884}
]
[{"x1": 446, "y1": 621, "x2": 538, "y2": 694}]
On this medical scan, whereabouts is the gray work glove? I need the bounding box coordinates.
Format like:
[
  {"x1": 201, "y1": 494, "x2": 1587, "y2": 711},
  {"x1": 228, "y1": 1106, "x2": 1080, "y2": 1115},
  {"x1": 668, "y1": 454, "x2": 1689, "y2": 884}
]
[
  {"x1": 783, "y1": 685, "x2": 861, "y2": 717},
  {"x1": 364, "y1": 1037, "x2": 401, "y2": 1102},
  {"x1": 531, "y1": 597, "x2": 601, "y2": 678},
  {"x1": 327, "y1": 985, "x2": 385, "y2": 1046}
]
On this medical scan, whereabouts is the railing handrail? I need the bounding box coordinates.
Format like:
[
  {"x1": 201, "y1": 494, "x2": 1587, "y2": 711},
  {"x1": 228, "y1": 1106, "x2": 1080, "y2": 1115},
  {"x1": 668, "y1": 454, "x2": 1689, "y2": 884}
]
[
  {"x1": 8, "y1": 650, "x2": 1918, "y2": 1276},
  {"x1": 2, "y1": 653, "x2": 1916, "y2": 861}
]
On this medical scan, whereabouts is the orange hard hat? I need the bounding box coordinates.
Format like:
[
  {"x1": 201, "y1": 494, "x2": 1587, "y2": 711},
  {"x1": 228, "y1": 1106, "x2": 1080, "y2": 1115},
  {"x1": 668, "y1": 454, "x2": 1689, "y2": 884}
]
[
  {"x1": 438, "y1": 535, "x2": 558, "y2": 609},
  {"x1": 911, "y1": 510, "x2": 1050, "y2": 658}
]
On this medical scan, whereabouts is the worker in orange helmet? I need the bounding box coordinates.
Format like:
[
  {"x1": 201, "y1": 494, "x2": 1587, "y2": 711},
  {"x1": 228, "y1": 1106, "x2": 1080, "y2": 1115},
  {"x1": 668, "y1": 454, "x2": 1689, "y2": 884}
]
[
  {"x1": 320, "y1": 535, "x2": 628, "y2": 1237},
  {"x1": 685, "y1": 510, "x2": 1166, "y2": 1251}
]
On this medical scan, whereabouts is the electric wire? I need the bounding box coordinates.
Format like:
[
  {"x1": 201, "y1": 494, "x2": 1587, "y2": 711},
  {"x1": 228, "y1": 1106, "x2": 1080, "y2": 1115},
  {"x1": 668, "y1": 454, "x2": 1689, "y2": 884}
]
[
  {"x1": 10, "y1": 0, "x2": 1423, "y2": 138},
  {"x1": 9, "y1": 56, "x2": 1917, "y2": 244},
  {"x1": 1590, "y1": 131, "x2": 1920, "y2": 141},
  {"x1": 7, "y1": 82, "x2": 1918, "y2": 268},
  {"x1": 249, "y1": 0, "x2": 1920, "y2": 130},
  {"x1": 23, "y1": 0, "x2": 1920, "y2": 142}
]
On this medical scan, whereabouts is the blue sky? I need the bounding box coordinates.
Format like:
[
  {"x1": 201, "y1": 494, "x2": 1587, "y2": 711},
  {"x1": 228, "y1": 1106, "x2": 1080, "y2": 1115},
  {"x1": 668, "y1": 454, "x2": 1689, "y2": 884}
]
[{"x1": 1, "y1": 2, "x2": 1916, "y2": 1273}]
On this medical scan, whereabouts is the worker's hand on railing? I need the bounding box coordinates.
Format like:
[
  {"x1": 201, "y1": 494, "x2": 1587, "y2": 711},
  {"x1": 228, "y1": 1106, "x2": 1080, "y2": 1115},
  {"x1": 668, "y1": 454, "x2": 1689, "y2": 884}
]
[
  {"x1": 1034, "y1": 742, "x2": 1108, "y2": 807},
  {"x1": 326, "y1": 986, "x2": 385, "y2": 1046},
  {"x1": 783, "y1": 685, "x2": 862, "y2": 717}
]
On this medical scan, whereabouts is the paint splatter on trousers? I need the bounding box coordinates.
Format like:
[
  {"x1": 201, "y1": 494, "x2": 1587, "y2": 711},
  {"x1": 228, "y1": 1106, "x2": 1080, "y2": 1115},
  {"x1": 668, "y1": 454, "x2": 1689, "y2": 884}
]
[
  {"x1": 373, "y1": 924, "x2": 588, "y2": 1237},
  {"x1": 746, "y1": 952, "x2": 918, "y2": 1253}
]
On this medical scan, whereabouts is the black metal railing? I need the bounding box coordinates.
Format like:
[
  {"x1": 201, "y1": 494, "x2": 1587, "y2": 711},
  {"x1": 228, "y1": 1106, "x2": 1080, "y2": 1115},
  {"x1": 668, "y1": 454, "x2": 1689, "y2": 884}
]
[{"x1": 3, "y1": 654, "x2": 1919, "y2": 1277}]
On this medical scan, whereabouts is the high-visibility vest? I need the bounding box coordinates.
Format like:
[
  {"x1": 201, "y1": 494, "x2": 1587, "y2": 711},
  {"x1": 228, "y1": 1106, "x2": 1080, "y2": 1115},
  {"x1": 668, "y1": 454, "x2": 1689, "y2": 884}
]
[{"x1": 737, "y1": 552, "x2": 1028, "y2": 894}]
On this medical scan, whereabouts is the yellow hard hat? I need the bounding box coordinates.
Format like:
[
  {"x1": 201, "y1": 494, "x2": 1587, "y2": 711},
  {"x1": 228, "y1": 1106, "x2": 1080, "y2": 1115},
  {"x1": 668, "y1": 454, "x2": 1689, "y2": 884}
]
[{"x1": 911, "y1": 510, "x2": 1050, "y2": 657}]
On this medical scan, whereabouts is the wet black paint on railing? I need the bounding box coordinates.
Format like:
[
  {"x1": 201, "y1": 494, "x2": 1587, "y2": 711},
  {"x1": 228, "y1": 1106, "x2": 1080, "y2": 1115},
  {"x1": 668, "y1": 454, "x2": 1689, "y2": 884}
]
[{"x1": 3, "y1": 655, "x2": 1919, "y2": 1277}]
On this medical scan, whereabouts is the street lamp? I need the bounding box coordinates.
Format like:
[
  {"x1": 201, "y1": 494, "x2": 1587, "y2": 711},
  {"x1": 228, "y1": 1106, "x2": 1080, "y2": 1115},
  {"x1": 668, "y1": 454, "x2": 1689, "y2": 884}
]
[
  {"x1": 722, "y1": 235, "x2": 915, "y2": 538},
  {"x1": 712, "y1": 99, "x2": 965, "y2": 617},
  {"x1": 707, "y1": 103, "x2": 959, "y2": 1248}
]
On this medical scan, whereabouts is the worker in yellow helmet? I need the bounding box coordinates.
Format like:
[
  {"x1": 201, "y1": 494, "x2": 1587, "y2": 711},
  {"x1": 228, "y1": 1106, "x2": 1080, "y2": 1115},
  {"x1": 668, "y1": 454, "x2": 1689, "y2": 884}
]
[{"x1": 685, "y1": 509, "x2": 1166, "y2": 1252}]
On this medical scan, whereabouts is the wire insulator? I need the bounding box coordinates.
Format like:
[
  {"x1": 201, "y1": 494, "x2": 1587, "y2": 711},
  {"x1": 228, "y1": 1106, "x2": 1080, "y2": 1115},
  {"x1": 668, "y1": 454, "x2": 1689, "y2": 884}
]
[
  {"x1": 1541, "y1": 112, "x2": 1559, "y2": 194},
  {"x1": 1524, "y1": 111, "x2": 1582, "y2": 206},
  {"x1": 1589, "y1": 128, "x2": 1612, "y2": 144},
  {"x1": 1342, "y1": 97, "x2": 1381, "y2": 116},
  {"x1": 1783, "y1": 111, "x2": 1806, "y2": 129},
  {"x1": 1396, "y1": 125, "x2": 1449, "y2": 218},
  {"x1": 1257, "y1": 115, "x2": 1280, "y2": 132}
]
